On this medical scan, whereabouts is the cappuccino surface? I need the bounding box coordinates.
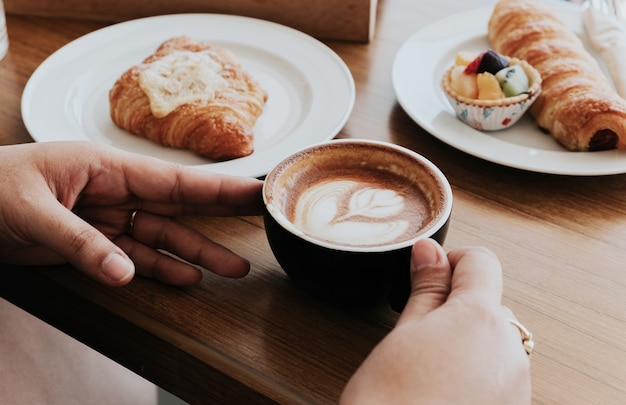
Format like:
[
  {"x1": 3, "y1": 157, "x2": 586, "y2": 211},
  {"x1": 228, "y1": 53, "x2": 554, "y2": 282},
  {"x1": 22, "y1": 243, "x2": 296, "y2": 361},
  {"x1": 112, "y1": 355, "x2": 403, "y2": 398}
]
[{"x1": 286, "y1": 169, "x2": 433, "y2": 247}]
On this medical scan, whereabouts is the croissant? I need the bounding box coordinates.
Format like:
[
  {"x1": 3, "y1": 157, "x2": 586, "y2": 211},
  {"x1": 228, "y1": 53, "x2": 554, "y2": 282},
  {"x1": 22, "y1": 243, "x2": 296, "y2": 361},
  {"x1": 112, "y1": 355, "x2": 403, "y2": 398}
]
[
  {"x1": 109, "y1": 36, "x2": 268, "y2": 160},
  {"x1": 488, "y1": 0, "x2": 626, "y2": 151}
]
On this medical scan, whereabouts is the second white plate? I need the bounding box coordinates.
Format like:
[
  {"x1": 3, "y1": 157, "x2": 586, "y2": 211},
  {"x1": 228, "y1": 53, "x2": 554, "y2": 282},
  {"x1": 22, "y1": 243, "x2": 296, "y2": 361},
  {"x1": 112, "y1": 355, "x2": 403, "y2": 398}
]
[
  {"x1": 22, "y1": 14, "x2": 355, "y2": 178},
  {"x1": 392, "y1": 3, "x2": 626, "y2": 176}
]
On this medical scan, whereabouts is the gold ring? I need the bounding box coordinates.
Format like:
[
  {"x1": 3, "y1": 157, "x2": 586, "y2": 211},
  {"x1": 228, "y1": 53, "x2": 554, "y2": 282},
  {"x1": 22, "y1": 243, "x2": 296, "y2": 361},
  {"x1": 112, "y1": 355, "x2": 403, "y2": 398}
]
[
  {"x1": 128, "y1": 209, "x2": 139, "y2": 234},
  {"x1": 508, "y1": 318, "x2": 534, "y2": 356}
]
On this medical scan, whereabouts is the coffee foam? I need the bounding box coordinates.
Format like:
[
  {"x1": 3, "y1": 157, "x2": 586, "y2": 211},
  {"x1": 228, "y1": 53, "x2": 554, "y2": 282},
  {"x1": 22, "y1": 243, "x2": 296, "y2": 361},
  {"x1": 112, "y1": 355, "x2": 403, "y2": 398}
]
[
  {"x1": 289, "y1": 171, "x2": 430, "y2": 246},
  {"x1": 266, "y1": 142, "x2": 448, "y2": 248}
]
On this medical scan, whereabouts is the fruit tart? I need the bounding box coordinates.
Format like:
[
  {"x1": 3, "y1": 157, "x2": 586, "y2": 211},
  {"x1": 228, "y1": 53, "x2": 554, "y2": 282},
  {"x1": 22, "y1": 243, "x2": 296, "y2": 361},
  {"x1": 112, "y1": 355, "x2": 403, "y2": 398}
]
[{"x1": 442, "y1": 49, "x2": 542, "y2": 131}]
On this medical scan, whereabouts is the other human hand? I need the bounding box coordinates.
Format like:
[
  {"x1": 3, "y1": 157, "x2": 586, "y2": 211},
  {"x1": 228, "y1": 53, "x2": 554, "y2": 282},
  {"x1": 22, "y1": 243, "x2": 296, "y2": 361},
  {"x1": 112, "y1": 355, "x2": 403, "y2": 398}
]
[
  {"x1": 341, "y1": 238, "x2": 532, "y2": 404},
  {"x1": 0, "y1": 142, "x2": 264, "y2": 286}
]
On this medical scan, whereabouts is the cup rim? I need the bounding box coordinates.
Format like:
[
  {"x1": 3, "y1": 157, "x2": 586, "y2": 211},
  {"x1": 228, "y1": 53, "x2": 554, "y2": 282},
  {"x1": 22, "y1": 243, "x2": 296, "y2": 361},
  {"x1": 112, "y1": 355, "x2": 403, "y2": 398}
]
[{"x1": 263, "y1": 139, "x2": 453, "y2": 253}]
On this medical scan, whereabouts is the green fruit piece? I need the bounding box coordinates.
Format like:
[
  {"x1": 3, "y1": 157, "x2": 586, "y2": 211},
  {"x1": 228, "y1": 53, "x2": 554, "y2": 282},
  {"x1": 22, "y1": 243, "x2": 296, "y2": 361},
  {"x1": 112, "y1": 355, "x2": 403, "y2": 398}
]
[
  {"x1": 477, "y1": 50, "x2": 509, "y2": 75},
  {"x1": 495, "y1": 65, "x2": 529, "y2": 97}
]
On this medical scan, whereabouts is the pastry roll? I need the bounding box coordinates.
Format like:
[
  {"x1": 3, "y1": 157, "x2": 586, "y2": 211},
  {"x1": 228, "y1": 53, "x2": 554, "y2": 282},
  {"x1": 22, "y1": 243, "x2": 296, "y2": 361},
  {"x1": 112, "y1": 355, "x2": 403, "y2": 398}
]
[
  {"x1": 109, "y1": 36, "x2": 268, "y2": 160},
  {"x1": 488, "y1": 0, "x2": 626, "y2": 151}
]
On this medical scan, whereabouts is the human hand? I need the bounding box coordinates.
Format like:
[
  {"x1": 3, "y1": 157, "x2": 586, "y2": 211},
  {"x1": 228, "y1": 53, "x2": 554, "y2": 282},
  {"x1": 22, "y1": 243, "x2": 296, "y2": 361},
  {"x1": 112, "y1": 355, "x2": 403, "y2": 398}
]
[
  {"x1": 341, "y1": 238, "x2": 532, "y2": 404},
  {"x1": 0, "y1": 142, "x2": 264, "y2": 287}
]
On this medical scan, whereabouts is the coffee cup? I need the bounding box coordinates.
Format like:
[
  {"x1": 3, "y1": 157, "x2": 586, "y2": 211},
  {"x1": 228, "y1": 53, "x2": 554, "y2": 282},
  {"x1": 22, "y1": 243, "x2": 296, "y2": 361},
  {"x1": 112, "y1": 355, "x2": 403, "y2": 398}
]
[{"x1": 262, "y1": 139, "x2": 453, "y2": 311}]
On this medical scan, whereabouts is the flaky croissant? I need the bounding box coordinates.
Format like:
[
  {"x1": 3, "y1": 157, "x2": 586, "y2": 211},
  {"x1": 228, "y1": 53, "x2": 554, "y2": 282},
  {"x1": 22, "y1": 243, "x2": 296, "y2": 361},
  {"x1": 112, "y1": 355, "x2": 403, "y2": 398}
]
[
  {"x1": 109, "y1": 36, "x2": 267, "y2": 160},
  {"x1": 488, "y1": 0, "x2": 626, "y2": 151}
]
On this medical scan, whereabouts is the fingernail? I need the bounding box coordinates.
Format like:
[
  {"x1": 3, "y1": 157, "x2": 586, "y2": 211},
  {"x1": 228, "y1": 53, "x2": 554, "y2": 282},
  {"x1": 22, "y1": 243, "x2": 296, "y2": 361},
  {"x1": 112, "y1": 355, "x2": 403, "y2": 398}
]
[
  {"x1": 411, "y1": 239, "x2": 443, "y2": 272},
  {"x1": 102, "y1": 252, "x2": 134, "y2": 283}
]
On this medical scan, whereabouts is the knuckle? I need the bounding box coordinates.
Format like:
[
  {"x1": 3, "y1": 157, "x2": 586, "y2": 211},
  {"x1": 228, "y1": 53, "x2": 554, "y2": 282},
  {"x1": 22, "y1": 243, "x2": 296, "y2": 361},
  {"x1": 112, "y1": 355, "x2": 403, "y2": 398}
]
[{"x1": 64, "y1": 226, "x2": 99, "y2": 256}]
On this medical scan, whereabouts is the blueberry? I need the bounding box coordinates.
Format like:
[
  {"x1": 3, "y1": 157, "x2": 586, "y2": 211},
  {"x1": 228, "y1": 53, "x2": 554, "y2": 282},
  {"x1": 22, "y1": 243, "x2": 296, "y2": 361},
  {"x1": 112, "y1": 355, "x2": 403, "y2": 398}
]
[{"x1": 477, "y1": 50, "x2": 509, "y2": 75}]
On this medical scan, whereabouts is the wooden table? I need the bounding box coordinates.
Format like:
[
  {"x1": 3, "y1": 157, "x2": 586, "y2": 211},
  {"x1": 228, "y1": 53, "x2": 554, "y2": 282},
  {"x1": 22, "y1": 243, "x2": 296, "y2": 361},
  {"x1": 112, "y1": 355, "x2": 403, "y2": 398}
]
[{"x1": 2, "y1": 0, "x2": 626, "y2": 403}]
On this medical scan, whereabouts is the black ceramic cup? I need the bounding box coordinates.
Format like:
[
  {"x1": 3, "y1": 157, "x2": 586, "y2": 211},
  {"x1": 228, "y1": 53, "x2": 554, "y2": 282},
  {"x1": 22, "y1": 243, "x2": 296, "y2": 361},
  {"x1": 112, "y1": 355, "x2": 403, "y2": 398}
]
[{"x1": 262, "y1": 139, "x2": 453, "y2": 312}]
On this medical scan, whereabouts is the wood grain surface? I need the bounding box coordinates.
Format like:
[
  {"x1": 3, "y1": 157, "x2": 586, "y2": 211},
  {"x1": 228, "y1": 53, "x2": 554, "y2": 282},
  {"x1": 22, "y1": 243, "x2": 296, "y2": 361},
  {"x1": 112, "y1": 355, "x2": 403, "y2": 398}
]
[{"x1": 1, "y1": 0, "x2": 626, "y2": 403}]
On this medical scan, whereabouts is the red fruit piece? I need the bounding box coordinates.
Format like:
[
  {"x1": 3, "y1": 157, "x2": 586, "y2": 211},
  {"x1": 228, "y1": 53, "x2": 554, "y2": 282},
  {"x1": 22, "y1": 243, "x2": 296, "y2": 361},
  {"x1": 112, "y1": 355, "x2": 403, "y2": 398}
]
[{"x1": 464, "y1": 52, "x2": 484, "y2": 74}]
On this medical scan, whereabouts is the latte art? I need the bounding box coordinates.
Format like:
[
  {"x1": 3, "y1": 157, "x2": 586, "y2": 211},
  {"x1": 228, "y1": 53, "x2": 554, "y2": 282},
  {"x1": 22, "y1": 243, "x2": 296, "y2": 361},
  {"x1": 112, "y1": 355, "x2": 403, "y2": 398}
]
[{"x1": 290, "y1": 178, "x2": 429, "y2": 247}]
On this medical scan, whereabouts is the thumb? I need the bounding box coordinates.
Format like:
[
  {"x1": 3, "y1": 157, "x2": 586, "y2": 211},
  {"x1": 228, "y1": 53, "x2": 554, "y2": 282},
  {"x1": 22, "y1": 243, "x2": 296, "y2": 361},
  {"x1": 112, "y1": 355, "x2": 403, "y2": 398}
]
[
  {"x1": 397, "y1": 238, "x2": 452, "y2": 325},
  {"x1": 34, "y1": 200, "x2": 135, "y2": 286}
]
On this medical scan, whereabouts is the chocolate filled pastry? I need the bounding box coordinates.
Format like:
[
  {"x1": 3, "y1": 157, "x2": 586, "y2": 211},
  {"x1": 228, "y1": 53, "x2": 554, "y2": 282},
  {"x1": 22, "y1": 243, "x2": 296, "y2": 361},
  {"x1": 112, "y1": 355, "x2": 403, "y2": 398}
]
[
  {"x1": 488, "y1": 0, "x2": 626, "y2": 151},
  {"x1": 109, "y1": 36, "x2": 268, "y2": 160}
]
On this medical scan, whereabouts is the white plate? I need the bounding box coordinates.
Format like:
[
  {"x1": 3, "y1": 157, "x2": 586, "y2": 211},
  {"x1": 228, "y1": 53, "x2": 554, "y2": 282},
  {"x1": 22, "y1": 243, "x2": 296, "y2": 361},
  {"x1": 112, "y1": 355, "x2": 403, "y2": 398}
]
[
  {"x1": 22, "y1": 14, "x2": 355, "y2": 178},
  {"x1": 392, "y1": 2, "x2": 626, "y2": 176}
]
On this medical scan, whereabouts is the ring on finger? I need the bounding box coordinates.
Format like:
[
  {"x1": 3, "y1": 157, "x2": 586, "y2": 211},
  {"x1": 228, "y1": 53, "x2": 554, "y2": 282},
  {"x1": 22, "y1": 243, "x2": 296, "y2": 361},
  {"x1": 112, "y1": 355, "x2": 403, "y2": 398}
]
[
  {"x1": 127, "y1": 209, "x2": 139, "y2": 234},
  {"x1": 508, "y1": 318, "x2": 534, "y2": 357}
]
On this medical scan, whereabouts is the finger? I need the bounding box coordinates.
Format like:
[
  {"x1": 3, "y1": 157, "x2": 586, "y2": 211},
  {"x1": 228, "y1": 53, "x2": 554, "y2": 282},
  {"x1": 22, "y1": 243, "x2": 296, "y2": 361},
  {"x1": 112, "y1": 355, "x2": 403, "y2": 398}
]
[
  {"x1": 130, "y1": 211, "x2": 251, "y2": 278},
  {"x1": 114, "y1": 235, "x2": 203, "y2": 286},
  {"x1": 397, "y1": 238, "x2": 452, "y2": 325},
  {"x1": 502, "y1": 306, "x2": 535, "y2": 359},
  {"x1": 447, "y1": 246, "x2": 503, "y2": 305},
  {"x1": 30, "y1": 198, "x2": 135, "y2": 286},
  {"x1": 114, "y1": 153, "x2": 265, "y2": 215},
  {"x1": 501, "y1": 305, "x2": 515, "y2": 319}
]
